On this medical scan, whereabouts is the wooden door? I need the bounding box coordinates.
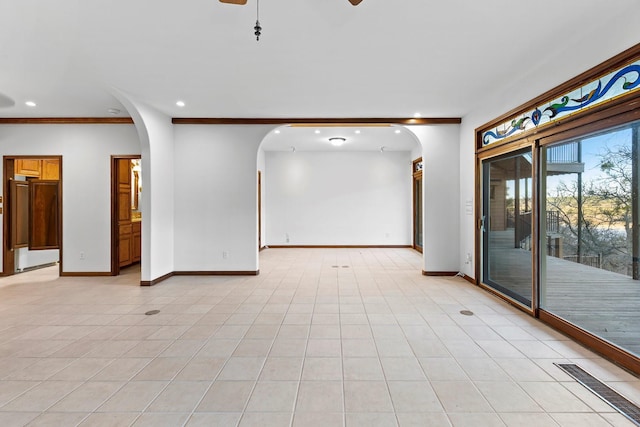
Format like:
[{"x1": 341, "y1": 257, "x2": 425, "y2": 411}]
[
  {"x1": 10, "y1": 181, "x2": 29, "y2": 249},
  {"x1": 29, "y1": 180, "x2": 60, "y2": 250},
  {"x1": 117, "y1": 159, "x2": 133, "y2": 267}
]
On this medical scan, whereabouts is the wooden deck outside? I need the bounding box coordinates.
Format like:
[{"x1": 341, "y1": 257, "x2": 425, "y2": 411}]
[{"x1": 486, "y1": 230, "x2": 640, "y2": 356}]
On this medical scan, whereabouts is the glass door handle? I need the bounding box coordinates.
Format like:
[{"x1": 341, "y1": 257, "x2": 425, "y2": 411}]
[{"x1": 477, "y1": 216, "x2": 486, "y2": 232}]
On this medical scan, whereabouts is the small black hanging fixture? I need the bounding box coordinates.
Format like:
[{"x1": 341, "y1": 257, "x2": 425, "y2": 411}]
[{"x1": 253, "y1": 0, "x2": 261, "y2": 41}]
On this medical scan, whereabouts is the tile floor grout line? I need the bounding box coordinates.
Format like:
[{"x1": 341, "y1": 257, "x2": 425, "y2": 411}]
[
  {"x1": 235, "y1": 279, "x2": 297, "y2": 427},
  {"x1": 83, "y1": 298, "x2": 216, "y2": 426},
  {"x1": 393, "y1": 268, "x2": 456, "y2": 425},
  {"x1": 339, "y1": 255, "x2": 347, "y2": 427},
  {"x1": 3, "y1": 249, "x2": 640, "y2": 426},
  {"x1": 134, "y1": 284, "x2": 260, "y2": 427},
  {"x1": 288, "y1": 263, "x2": 316, "y2": 427}
]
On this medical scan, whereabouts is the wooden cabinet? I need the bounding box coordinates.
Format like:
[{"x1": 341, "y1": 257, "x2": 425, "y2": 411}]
[
  {"x1": 118, "y1": 222, "x2": 141, "y2": 268},
  {"x1": 15, "y1": 159, "x2": 60, "y2": 179},
  {"x1": 41, "y1": 159, "x2": 60, "y2": 180},
  {"x1": 15, "y1": 159, "x2": 41, "y2": 177},
  {"x1": 132, "y1": 221, "x2": 141, "y2": 263},
  {"x1": 118, "y1": 223, "x2": 132, "y2": 267},
  {"x1": 10, "y1": 181, "x2": 30, "y2": 249}
]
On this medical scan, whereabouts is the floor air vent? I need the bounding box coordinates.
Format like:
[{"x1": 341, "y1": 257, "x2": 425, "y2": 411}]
[{"x1": 555, "y1": 363, "x2": 640, "y2": 426}]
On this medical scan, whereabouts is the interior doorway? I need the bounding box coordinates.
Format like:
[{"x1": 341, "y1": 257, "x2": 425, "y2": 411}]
[
  {"x1": 413, "y1": 157, "x2": 423, "y2": 253},
  {"x1": 2, "y1": 156, "x2": 62, "y2": 276},
  {"x1": 111, "y1": 156, "x2": 142, "y2": 276},
  {"x1": 258, "y1": 170, "x2": 262, "y2": 250}
]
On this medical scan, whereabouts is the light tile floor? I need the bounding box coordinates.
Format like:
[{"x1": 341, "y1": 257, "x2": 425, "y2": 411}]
[{"x1": 0, "y1": 248, "x2": 638, "y2": 426}]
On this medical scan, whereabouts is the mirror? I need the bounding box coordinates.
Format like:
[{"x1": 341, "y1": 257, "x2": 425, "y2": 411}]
[{"x1": 131, "y1": 159, "x2": 142, "y2": 219}]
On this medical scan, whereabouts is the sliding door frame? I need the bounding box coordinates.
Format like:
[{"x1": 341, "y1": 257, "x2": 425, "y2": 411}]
[
  {"x1": 475, "y1": 142, "x2": 539, "y2": 316},
  {"x1": 475, "y1": 43, "x2": 640, "y2": 373}
]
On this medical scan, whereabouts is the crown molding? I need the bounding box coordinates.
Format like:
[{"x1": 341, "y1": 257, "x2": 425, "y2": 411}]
[
  {"x1": 0, "y1": 117, "x2": 134, "y2": 124},
  {"x1": 171, "y1": 117, "x2": 461, "y2": 125}
]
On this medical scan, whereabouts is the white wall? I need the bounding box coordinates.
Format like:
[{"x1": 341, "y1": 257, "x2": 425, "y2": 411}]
[
  {"x1": 265, "y1": 150, "x2": 412, "y2": 246},
  {"x1": 173, "y1": 125, "x2": 273, "y2": 272},
  {"x1": 0, "y1": 124, "x2": 140, "y2": 272},
  {"x1": 408, "y1": 125, "x2": 460, "y2": 273}
]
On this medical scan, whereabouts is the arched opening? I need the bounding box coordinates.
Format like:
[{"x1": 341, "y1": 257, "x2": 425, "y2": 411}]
[{"x1": 257, "y1": 124, "x2": 423, "y2": 256}]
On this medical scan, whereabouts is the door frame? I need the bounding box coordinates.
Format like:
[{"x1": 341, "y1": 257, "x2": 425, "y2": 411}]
[
  {"x1": 475, "y1": 142, "x2": 538, "y2": 316},
  {"x1": 479, "y1": 148, "x2": 537, "y2": 310},
  {"x1": 412, "y1": 158, "x2": 423, "y2": 253},
  {"x1": 258, "y1": 170, "x2": 263, "y2": 251},
  {"x1": 2, "y1": 155, "x2": 63, "y2": 276},
  {"x1": 110, "y1": 155, "x2": 141, "y2": 276}
]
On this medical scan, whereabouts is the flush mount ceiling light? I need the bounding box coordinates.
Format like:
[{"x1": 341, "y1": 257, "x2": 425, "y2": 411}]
[
  {"x1": 25, "y1": 101, "x2": 37, "y2": 107},
  {"x1": 176, "y1": 100, "x2": 185, "y2": 107},
  {"x1": 329, "y1": 137, "x2": 346, "y2": 147}
]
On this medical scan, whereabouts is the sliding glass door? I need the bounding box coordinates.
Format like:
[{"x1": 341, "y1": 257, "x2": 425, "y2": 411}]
[
  {"x1": 540, "y1": 120, "x2": 640, "y2": 357},
  {"x1": 481, "y1": 149, "x2": 533, "y2": 307}
]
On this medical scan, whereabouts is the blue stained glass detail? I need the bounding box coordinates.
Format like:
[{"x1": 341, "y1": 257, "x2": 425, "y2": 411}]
[
  {"x1": 482, "y1": 60, "x2": 640, "y2": 146},
  {"x1": 531, "y1": 108, "x2": 542, "y2": 126}
]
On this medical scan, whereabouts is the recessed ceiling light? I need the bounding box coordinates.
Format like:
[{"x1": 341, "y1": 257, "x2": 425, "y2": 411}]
[
  {"x1": 413, "y1": 112, "x2": 421, "y2": 118},
  {"x1": 275, "y1": 129, "x2": 281, "y2": 134},
  {"x1": 107, "y1": 108, "x2": 121, "y2": 115},
  {"x1": 394, "y1": 129, "x2": 401, "y2": 134},
  {"x1": 25, "y1": 101, "x2": 36, "y2": 107},
  {"x1": 329, "y1": 137, "x2": 346, "y2": 147},
  {"x1": 355, "y1": 130, "x2": 361, "y2": 134},
  {"x1": 176, "y1": 100, "x2": 185, "y2": 107},
  {"x1": 314, "y1": 130, "x2": 321, "y2": 134}
]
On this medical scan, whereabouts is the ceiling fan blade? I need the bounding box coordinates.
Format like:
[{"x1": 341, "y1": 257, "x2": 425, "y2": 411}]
[
  {"x1": 219, "y1": 0, "x2": 247, "y2": 4},
  {"x1": 348, "y1": 0, "x2": 363, "y2": 5}
]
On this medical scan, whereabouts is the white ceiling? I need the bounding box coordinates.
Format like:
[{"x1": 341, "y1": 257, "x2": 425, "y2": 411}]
[
  {"x1": 1, "y1": 0, "x2": 638, "y2": 124},
  {"x1": 260, "y1": 125, "x2": 419, "y2": 151}
]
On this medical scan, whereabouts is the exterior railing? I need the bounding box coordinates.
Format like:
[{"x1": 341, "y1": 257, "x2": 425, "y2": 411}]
[
  {"x1": 547, "y1": 141, "x2": 579, "y2": 164},
  {"x1": 546, "y1": 210, "x2": 560, "y2": 234},
  {"x1": 563, "y1": 254, "x2": 602, "y2": 269}
]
